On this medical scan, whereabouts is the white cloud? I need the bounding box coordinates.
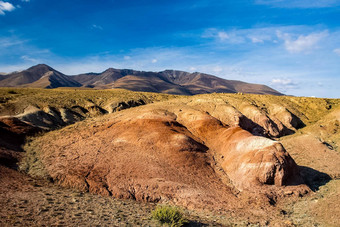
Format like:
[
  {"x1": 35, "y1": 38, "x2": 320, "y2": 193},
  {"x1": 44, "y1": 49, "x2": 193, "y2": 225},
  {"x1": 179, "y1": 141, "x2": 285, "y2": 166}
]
[
  {"x1": 271, "y1": 78, "x2": 299, "y2": 92},
  {"x1": 189, "y1": 67, "x2": 196, "y2": 71},
  {"x1": 272, "y1": 78, "x2": 295, "y2": 85},
  {"x1": 21, "y1": 55, "x2": 39, "y2": 63},
  {"x1": 91, "y1": 24, "x2": 103, "y2": 30},
  {"x1": 277, "y1": 30, "x2": 328, "y2": 53},
  {"x1": 151, "y1": 59, "x2": 157, "y2": 63},
  {"x1": 124, "y1": 56, "x2": 131, "y2": 60},
  {"x1": 0, "y1": 1, "x2": 15, "y2": 15},
  {"x1": 213, "y1": 66, "x2": 223, "y2": 73},
  {"x1": 217, "y1": 31, "x2": 229, "y2": 41},
  {"x1": 249, "y1": 37, "x2": 264, "y2": 43},
  {"x1": 255, "y1": 0, "x2": 340, "y2": 8},
  {"x1": 202, "y1": 28, "x2": 245, "y2": 44},
  {"x1": 0, "y1": 37, "x2": 26, "y2": 47},
  {"x1": 333, "y1": 48, "x2": 340, "y2": 56},
  {"x1": 202, "y1": 27, "x2": 289, "y2": 46},
  {"x1": 22, "y1": 0, "x2": 30, "y2": 2}
]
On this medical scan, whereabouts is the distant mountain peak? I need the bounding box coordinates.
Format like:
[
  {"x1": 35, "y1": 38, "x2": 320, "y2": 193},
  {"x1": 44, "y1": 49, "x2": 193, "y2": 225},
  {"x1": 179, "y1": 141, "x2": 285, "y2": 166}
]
[
  {"x1": 0, "y1": 64, "x2": 81, "y2": 88},
  {"x1": 0, "y1": 64, "x2": 283, "y2": 96},
  {"x1": 28, "y1": 64, "x2": 53, "y2": 71},
  {"x1": 102, "y1": 68, "x2": 118, "y2": 73}
]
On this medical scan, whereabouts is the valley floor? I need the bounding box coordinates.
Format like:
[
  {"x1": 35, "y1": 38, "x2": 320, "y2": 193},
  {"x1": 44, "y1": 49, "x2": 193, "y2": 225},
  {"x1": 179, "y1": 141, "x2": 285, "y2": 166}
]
[
  {"x1": 1, "y1": 164, "x2": 339, "y2": 226},
  {"x1": 0, "y1": 166, "x2": 240, "y2": 226}
]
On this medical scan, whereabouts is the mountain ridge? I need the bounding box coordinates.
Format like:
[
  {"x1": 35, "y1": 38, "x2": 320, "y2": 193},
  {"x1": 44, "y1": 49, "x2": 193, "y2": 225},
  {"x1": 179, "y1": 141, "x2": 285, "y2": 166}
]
[{"x1": 0, "y1": 64, "x2": 283, "y2": 95}]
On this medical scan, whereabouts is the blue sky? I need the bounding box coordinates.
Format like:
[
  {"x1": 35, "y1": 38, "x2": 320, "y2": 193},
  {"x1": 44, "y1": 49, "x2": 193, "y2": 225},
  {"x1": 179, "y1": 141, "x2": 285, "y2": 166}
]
[{"x1": 0, "y1": 0, "x2": 340, "y2": 98}]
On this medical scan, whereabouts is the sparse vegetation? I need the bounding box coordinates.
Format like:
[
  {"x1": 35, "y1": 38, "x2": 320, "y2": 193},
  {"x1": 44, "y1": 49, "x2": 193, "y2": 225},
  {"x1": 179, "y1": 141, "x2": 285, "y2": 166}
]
[
  {"x1": 151, "y1": 205, "x2": 187, "y2": 227},
  {"x1": 0, "y1": 87, "x2": 181, "y2": 117},
  {"x1": 7, "y1": 90, "x2": 18, "y2": 94}
]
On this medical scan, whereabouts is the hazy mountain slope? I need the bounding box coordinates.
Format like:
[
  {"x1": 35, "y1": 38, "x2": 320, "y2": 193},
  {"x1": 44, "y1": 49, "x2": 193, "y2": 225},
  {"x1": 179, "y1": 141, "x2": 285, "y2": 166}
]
[
  {"x1": 71, "y1": 68, "x2": 132, "y2": 87},
  {"x1": 1, "y1": 64, "x2": 282, "y2": 95},
  {"x1": 0, "y1": 73, "x2": 7, "y2": 81},
  {"x1": 159, "y1": 70, "x2": 281, "y2": 95},
  {"x1": 0, "y1": 64, "x2": 81, "y2": 88},
  {"x1": 70, "y1": 73, "x2": 99, "y2": 86},
  {"x1": 0, "y1": 64, "x2": 52, "y2": 87},
  {"x1": 72, "y1": 68, "x2": 283, "y2": 95},
  {"x1": 23, "y1": 71, "x2": 82, "y2": 88},
  {"x1": 111, "y1": 74, "x2": 192, "y2": 95}
]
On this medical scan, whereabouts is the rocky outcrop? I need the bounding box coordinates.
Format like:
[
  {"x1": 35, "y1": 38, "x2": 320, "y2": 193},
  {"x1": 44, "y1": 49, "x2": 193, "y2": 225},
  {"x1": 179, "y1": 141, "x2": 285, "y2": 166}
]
[
  {"x1": 0, "y1": 117, "x2": 41, "y2": 168},
  {"x1": 4, "y1": 98, "x2": 148, "y2": 130},
  {"x1": 175, "y1": 108, "x2": 303, "y2": 190},
  {"x1": 105, "y1": 99, "x2": 146, "y2": 113}
]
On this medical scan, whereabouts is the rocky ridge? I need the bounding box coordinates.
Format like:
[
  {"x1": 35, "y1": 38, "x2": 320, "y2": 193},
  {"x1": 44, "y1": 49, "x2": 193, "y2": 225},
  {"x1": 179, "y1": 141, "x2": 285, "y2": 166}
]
[{"x1": 0, "y1": 64, "x2": 282, "y2": 95}]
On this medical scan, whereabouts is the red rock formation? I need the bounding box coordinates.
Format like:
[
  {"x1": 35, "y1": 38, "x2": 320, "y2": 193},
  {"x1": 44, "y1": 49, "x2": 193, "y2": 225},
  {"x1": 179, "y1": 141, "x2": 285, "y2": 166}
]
[
  {"x1": 176, "y1": 109, "x2": 303, "y2": 190},
  {"x1": 25, "y1": 105, "x2": 306, "y2": 209}
]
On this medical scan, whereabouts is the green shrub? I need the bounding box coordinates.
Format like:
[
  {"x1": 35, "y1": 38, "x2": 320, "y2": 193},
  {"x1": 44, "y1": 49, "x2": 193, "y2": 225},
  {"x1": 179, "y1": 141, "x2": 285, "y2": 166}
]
[{"x1": 151, "y1": 205, "x2": 187, "y2": 227}]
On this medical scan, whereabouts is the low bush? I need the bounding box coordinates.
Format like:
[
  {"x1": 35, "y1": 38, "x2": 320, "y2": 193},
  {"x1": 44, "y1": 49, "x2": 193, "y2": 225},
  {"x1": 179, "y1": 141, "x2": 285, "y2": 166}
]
[{"x1": 151, "y1": 205, "x2": 187, "y2": 227}]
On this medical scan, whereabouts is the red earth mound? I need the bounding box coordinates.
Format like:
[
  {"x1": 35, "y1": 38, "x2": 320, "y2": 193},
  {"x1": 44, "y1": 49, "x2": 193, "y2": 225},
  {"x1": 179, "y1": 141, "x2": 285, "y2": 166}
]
[
  {"x1": 24, "y1": 104, "x2": 308, "y2": 210},
  {"x1": 0, "y1": 117, "x2": 41, "y2": 168}
]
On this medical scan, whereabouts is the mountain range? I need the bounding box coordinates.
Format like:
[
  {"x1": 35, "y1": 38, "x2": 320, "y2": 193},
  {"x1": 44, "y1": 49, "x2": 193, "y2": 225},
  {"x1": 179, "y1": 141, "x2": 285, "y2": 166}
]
[{"x1": 0, "y1": 64, "x2": 282, "y2": 95}]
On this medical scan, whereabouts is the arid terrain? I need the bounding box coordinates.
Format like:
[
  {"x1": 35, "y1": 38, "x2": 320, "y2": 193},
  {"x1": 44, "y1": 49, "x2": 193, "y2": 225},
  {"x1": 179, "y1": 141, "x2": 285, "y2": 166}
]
[{"x1": 0, "y1": 88, "x2": 339, "y2": 226}]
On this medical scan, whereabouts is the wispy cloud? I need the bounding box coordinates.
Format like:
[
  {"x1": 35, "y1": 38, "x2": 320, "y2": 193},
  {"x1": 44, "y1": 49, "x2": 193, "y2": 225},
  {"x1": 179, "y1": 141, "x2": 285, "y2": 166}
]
[
  {"x1": 21, "y1": 55, "x2": 39, "y2": 63},
  {"x1": 271, "y1": 78, "x2": 299, "y2": 92},
  {"x1": 0, "y1": 37, "x2": 26, "y2": 47},
  {"x1": 91, "y1": 24, "x2": 103, "y2": 30},
  {"x1": 217, "y1": 31, "x2": 229, "y2": 41},
  {"x1": 0, "y1": 35, "x2": 52, "y2": 72},
  {"x1": 334, "y1": 48, "x2": 340, "y2": 56},
  {"x1": 276, "y1": 30, "x2": 328, "y2": 53},
  {"x1": 201, "y1": 26, "x2": 330, "y2": 51},
  {"x1": 202, "y1": 28, "x2": 245, "y2": 43},
  {"x1": 0, "y1": 1, "x2": 15, "y2": 15},
  {"x1": 255, "y1": 0, "x2": 340, "y2": 8}
]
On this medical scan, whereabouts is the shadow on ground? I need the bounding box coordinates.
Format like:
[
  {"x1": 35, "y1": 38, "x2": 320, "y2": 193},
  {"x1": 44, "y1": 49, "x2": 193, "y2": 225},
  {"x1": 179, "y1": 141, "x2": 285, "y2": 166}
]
[
  {"x1": 184, "y1": 221, "x2": 209, "y2": 227},
  {"x1": 299, "y1": 166, "x2": 332, "y2": 191}
]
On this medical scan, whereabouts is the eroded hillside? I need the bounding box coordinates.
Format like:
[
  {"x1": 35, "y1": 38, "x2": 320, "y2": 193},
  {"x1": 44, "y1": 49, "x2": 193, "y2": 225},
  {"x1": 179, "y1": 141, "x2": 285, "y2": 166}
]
[{"x1": 1, "y1": 88, "x2": 339, "y2": 226}]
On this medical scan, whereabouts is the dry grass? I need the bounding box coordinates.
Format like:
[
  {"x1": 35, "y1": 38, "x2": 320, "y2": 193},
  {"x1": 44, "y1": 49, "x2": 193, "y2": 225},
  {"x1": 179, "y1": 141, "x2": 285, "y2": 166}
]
[
  {"x1": 1, "y1": 88, "x2": 338, "y2": 125},
  {"x1": 194, "y1": 93, "x2": 340, "y2": 125},
  {"x1": 0, "y1": 87, "x2": 181, "y2": 116}
]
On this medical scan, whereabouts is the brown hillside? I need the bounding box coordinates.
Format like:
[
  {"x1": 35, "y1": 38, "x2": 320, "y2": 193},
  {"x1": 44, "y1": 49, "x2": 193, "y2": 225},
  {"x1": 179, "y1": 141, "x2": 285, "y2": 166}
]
[{"x1": 0, "y1": 64, "x2": 81, "y2": 88}]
